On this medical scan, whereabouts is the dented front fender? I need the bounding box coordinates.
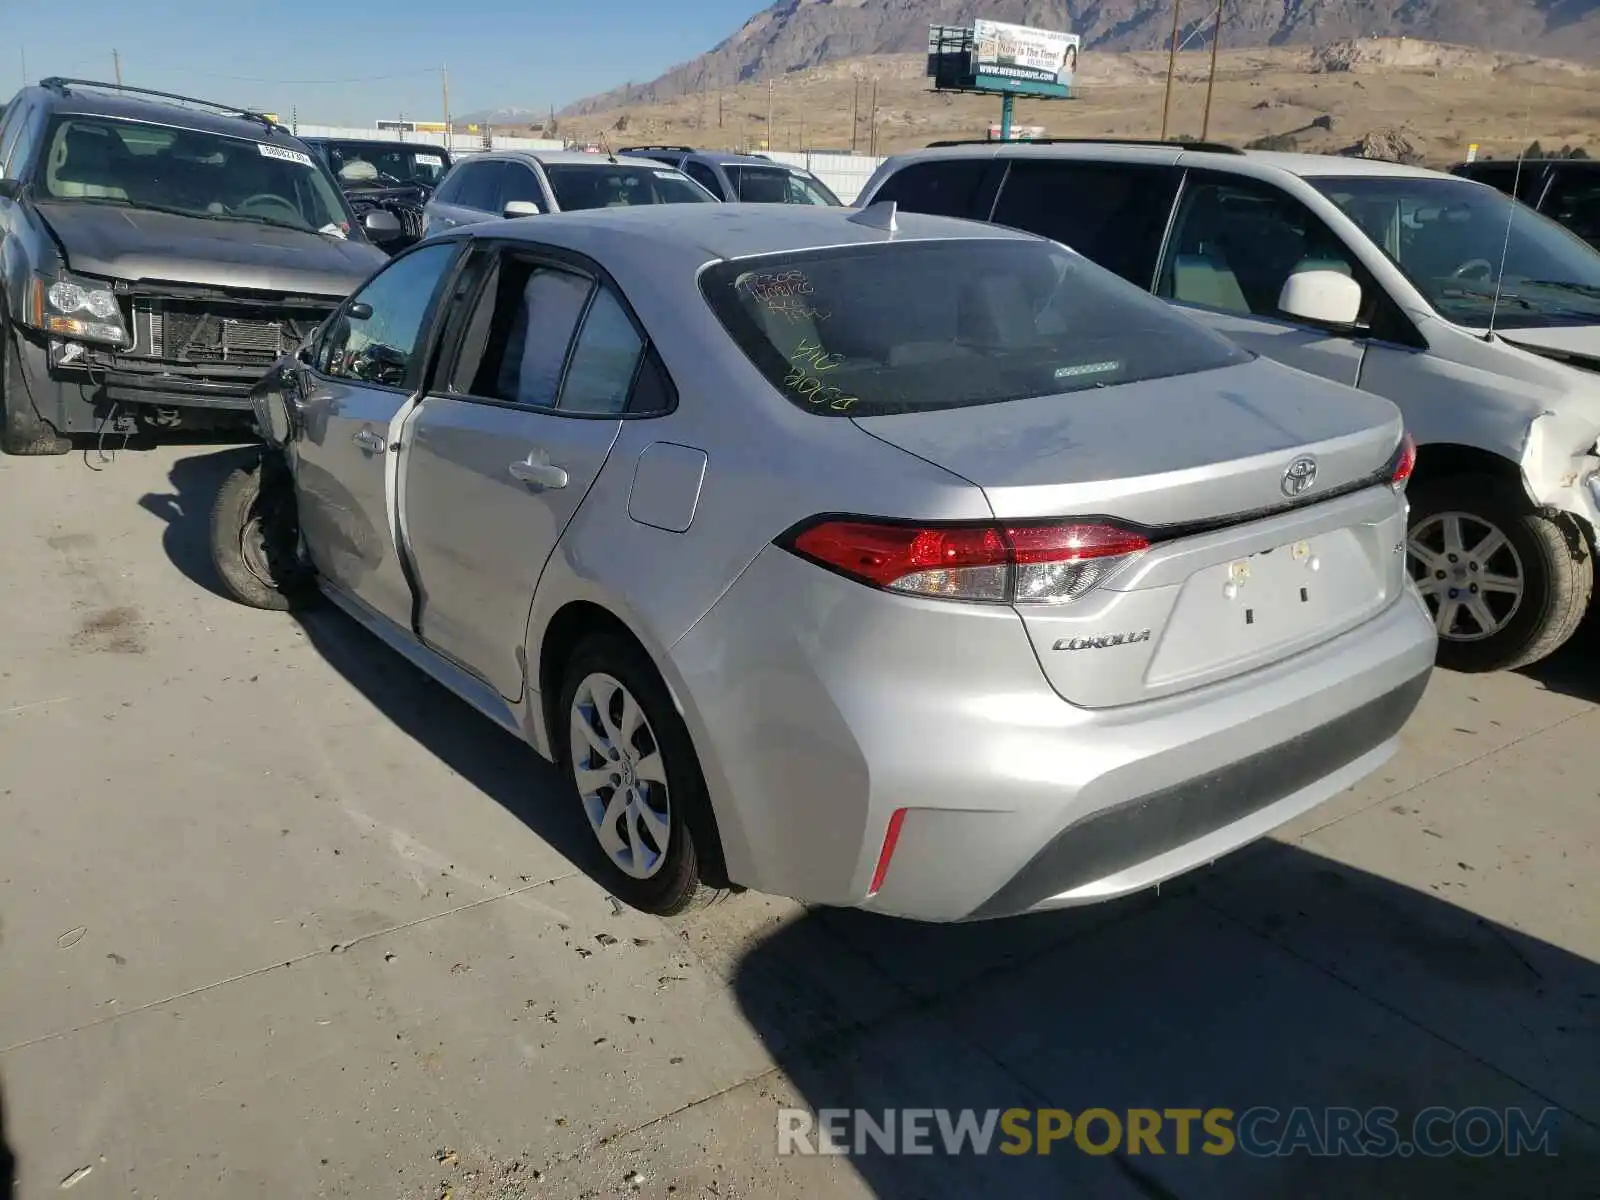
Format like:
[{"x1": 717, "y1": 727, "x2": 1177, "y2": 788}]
[{"x1": 1520, "y1": 410, "x2": 1600, "y2": 531}]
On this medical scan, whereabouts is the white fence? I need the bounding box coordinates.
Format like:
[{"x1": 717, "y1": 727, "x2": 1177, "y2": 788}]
[{"x1": 286, "y1": 125, "x2": 888, "y2": 205}]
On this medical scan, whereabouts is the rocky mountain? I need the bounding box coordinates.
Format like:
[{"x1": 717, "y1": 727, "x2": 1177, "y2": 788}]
[{"x1": 562, "y1": 0, "x2": 1600, "y2": 114}]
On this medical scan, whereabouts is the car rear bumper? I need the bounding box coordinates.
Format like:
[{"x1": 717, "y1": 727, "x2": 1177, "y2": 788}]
[{"x1": 666, "y1": 545, "x2": 1438, "y2": 923}]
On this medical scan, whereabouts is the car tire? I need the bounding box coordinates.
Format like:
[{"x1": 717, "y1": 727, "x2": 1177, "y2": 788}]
[
  {"x1": 1, "y1": 321, "x2": 71, "y2": 457},
  {"x1": 557, "y1": 634, "x2": 727, "y2": 917},
  {"x1": 1407, "y1": 475, "x2": 1592, "y2": 673},
  {"x1": 209, "y1": 451, "x2": 318, "y2": 611}
]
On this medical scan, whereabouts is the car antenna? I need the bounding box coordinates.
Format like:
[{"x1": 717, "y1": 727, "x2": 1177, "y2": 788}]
[
  {"x1": 1486, "y1": 89, "x2": 1536, "y2": 343},
  {"x1": 598, "y1": 131, "x2": 618, "y2": 164},
  {"x1": 848, "y1": 200, "x2": 898, "y2": 233}
]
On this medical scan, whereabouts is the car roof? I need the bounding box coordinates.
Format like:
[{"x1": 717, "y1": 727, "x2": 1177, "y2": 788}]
[
  {"x1": 480, "y1": 150, "x2": 686, "y2": 168},
  {"x1": 880, "y1": 140, "x2": 1456, "y2": 182},
  {"x1": 454, "y1": 202, "x2": 1039, "y2": 262},
  {"x1": 25, "y1": 82, "x2": 297, "y2": 145},
  {"x1": 305, "y1": 136, "x2": 451, "y2": 153}
]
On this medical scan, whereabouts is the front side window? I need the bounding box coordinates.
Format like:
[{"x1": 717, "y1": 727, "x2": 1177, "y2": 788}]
[
  {"x1": 454, "y1": 162, "x2": 507, "y2": 213},
  {"x1": 316, "y1": 242, "x2": 458, "y2": 387},
  {"x1": 4, "y1": 104, "x2": 39, "y2": 180},
  {"x1": 1310, "y1": 174, "x2": 1600, "y2": 329},
  {"x1": 992, "y1": 160, "x2": 1181, "y2": 287},
  {"x1": 0, "y1": 100, "x2": 29, "y2": 177},
  {"x1": 499, "y1": 164, "x2": 546, "y2": 210},
  {"x1": 1157, "y1": 174, "x2": 1365, "y2": 318},
  {"x1": 38, "y1": 117, "x2": 351, "y2": 236},
  {"x1": 701, "y1": 238, "x2": 1250, "y2": 418},
  {"x1": 542, "y1": 164, "x2": 716, "y2": 210}
]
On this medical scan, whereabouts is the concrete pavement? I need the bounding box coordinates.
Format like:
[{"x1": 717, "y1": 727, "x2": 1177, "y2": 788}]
[{"x1": 1, "y1": 440, "x2": 1596, "y2": 1198}]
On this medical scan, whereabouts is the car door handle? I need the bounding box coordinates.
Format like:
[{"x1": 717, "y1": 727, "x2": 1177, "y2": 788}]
[
  {"x1": 353, "y1": 429, "x2": 387, "y2": 453},
  {"x1": 508, "y1": 456, "x2": 568, "y2": 490}
]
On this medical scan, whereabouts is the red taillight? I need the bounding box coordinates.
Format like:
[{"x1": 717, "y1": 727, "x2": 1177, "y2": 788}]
[
  {"x1": 1390, "y1": 432, "x2": 1417, "y2": 491},
  {"x1": 868, "y1": 808, "x2": 908, "y2": 896},
  {"x1": 786, "y1": 517, "x2": 1151, "y2": 604}
]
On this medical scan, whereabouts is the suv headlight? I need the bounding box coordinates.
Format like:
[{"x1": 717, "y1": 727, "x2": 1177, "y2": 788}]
[{"x1": 27, "y1": 275, "x2": 128, "y2": 346}]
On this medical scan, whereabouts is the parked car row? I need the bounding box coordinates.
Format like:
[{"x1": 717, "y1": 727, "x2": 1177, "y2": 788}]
[{"x1": 3, "y1": 77, "x2": 1584, "y2": 925}]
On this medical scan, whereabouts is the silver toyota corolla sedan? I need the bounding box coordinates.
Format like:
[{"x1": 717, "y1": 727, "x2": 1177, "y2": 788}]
[{"x1": 214, "y1": 202, "x2": 1438, "y2": 922}]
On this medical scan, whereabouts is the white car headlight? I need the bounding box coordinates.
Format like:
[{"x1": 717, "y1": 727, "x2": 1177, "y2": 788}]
[{"x1": 31, "y1": 275, "x2": 128, "y2": 346}]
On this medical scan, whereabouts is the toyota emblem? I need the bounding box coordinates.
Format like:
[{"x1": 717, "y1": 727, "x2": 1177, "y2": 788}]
[{"x1": 1282, "y1": 456, "x2": 1318, "y2": 497}]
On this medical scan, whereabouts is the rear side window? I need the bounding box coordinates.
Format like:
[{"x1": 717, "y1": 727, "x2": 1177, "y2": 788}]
[
  {"x1": 1543, "y1": 173, "x2": 1600, "y2": 246},
  {"x1": 700, "y1": 238, "x2": 1249, "y2": 418},
  {"x1": 991, "y1": 161, "x2": 1181, "y2": 287},
  {"x1": 870, "y1": 160, "x2": 990, "y2": 219}
]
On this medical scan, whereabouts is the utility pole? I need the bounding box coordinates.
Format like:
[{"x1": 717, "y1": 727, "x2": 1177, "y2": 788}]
[
  {"x1": 718, "y1": 91, "x2": 724, "y2": 129},
  {"x1": 766, "y1": 79, "x2": 774, "y2": 150},
  {"x1": 851, "y1": 79, "x2": 860, "y2": 153},
  {"x1": 442, "y1": 64, "x2": 452, "y2": 151},
  {"x1": 1200, "y1": 0, "x2": 1224, "y2": 141},
  {"x1": 1159, "y1": 0, "x2": 1182, "y2": 139},
  {"x1": 869, "y1": 79, "x2": 878, "y2": 156},
  {"x1": 112, "y1": 49, "x2": 123, "y2": 86}
]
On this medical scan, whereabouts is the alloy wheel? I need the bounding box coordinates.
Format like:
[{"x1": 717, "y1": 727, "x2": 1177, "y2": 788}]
[
  {"x1": 569, "y1": 672, "x2": 672, "y2": 880},
  {"x1": 1408, "y1": 510, "x2": 1525, "y2": 642}
]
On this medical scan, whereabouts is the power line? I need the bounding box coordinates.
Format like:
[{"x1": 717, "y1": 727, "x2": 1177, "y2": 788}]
[{"x1": 140, "y1": 66, "x2": 444, "y2": 85}]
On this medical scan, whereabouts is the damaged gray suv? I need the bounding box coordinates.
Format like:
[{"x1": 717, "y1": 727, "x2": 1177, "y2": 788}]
[{"x1": 0, "y1": 78, "x2": 396, "y2": 454}]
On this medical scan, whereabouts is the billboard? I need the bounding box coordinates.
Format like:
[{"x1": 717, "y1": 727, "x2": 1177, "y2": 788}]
[
  {"x1": 926, "y1": 21, "x2": 1080, "y2": 99},
  {"x1": 972, "y1": 20, "x2": 1080, "y2": 96}
]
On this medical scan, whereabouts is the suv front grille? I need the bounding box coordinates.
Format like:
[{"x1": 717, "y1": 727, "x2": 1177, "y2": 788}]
[{"x1": 126, "y1": 300, "x2": 326, "y2": 368}]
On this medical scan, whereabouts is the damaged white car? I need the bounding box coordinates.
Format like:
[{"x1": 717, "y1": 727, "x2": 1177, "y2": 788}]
[{"x1": 857, "y1": 146, "x2": 1600, "y2": 672}]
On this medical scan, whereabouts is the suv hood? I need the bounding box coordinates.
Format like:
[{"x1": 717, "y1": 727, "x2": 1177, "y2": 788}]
[{"x1": 35, "y1": 201, "x2": 387, "y2": 295}]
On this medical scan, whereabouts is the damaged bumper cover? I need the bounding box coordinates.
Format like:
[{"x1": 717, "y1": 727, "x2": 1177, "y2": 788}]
[{"x1": 1520, "y1": 410, "x2": 1600, "y2": 531}]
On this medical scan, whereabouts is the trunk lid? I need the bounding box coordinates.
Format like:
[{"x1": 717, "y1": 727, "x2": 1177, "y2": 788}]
[{"x1": 852, "y1": 357, "x2": 1412, "y2": 708}]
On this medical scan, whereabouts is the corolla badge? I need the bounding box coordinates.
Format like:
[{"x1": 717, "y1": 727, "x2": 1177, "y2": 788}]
[
  {"x1": 1281, "y1": 456, "x2": 1318, "y2": 498},
  {"x1": 1053, "y1": 630, "x2": 1152, "y2": 652}
]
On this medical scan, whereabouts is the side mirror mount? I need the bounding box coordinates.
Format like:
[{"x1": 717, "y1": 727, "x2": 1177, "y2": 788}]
[
  {"x1": 1278, "y1": 269, "x2": 1364, "y2": 329},
  {"x1": 361, "y1": 209, "x2": 404, "y2": 242},
  {"x1": 0, "y1": 179, "x2": 18, "y2": 201},
  {"x1": 503, "y1": 200, "x2": 543, "y2": 218},
  {"x1": 346, "y1": 300, "x2": 373, "y2": 321}
]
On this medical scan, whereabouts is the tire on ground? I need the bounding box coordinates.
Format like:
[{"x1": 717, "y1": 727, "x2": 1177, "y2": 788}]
[
  {"x1": 209, "y1": 452, "x2": 317, "y2": 611},
  {"x1": 1408, "y1": 475, "x2": 1592, "y2": 673},
  {"x1": 557, "y1": 634, "x2": 728, "y2": 917},
  {"x1": 1, "y1": 321, "x2": 71, "y2": 457}
]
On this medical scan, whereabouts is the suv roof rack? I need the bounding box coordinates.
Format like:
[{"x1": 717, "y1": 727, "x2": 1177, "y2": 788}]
[
  {"x1": 37, "y1": 77, "x2": 281, "y2": 131},
  {"x1": 621, "y1": 145, "x2": 695, "y2": 153},
  {"x1": 924, "y1": 136, "x2": 1245, "y2": 155}
]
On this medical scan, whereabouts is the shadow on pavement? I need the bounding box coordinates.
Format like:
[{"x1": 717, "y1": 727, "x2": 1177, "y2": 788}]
[
  {"x1": 137, "y1": 446, "x2": 604, "y2": 887},
  {"x1": 1518, "y1": 611, "x2": 1600, "y2": 703},
  {"x1": 730, "y1": 843, "x2": 1600, "y2": 1198},
  {"x1": 136, "y1": 442, "x2": 263, "y2": 603},
  {"x1": 1, "y1": 1076, "x2": 13, "y2": 1200}
]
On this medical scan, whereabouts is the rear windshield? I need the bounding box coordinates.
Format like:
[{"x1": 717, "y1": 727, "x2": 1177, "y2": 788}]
[
  {"x1": 700, "y1": 238, "x2": 1250, "y2": 417},
  {"x1": 543, "y1": 164, "x2": 714, "y2": 210},
  {"x1": 730, "y1": 165, "x2": 840, "y2": 206}
]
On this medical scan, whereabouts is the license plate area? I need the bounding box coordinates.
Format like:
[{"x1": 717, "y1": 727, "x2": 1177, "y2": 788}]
[{"x1": 1145, "y1": 528, "x2": 1386, "y2": 687}]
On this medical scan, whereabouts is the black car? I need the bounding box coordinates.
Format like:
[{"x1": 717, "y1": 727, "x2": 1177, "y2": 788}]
[
  {"x1": 300, "y1": 137, "x2": 452, "y2": 252},
  {"x1": 1450, "y1": 157, "x2": 1600, "y2": 249},
  {"x1": 0, "y1": 78, "x2": 399, "y2": 455}
]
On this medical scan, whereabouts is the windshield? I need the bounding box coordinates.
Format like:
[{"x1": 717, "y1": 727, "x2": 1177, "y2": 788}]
[
  {"x1": 1311, "y1": 175, "x2": 1600, "y2": 329},
  {"x1": 701, "y1": 238, "x2": 1250, "y2": 417},
  {"x1": 318, "y1": 141, "x2": 450, "y2": 189},
  {"x1": 730, "y1": 165, "x2": 840, "y2": 206},
  {"x1": 38, "y1": 116, "x2": 352, "y2": 237},
  {"x1": 543, "y1": 164, "x2": 715, "y2": 210}
]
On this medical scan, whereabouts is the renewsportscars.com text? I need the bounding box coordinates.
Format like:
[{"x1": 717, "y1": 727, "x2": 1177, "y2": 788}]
[{"x1": 777, "y1": 1106, "x2": 1563, "y2": 1158}]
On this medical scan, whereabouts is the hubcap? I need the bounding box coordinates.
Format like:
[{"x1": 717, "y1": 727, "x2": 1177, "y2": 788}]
[
  {"x1": 1407, "y1": 511, "x2": 1524, "y2": 642},
  {"x1": 569, "y1": 672, "x2": 671, "y2": 880}
]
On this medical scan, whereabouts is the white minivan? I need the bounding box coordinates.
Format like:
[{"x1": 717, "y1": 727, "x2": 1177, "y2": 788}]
[{"x1": 859, "y1": 141, "x2": 1600, "y2": 673}]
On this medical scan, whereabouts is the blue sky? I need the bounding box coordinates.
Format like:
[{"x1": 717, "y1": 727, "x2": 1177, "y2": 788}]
[{"x1": 0, "y1": 0, "x2": 761, "y2": 122}]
